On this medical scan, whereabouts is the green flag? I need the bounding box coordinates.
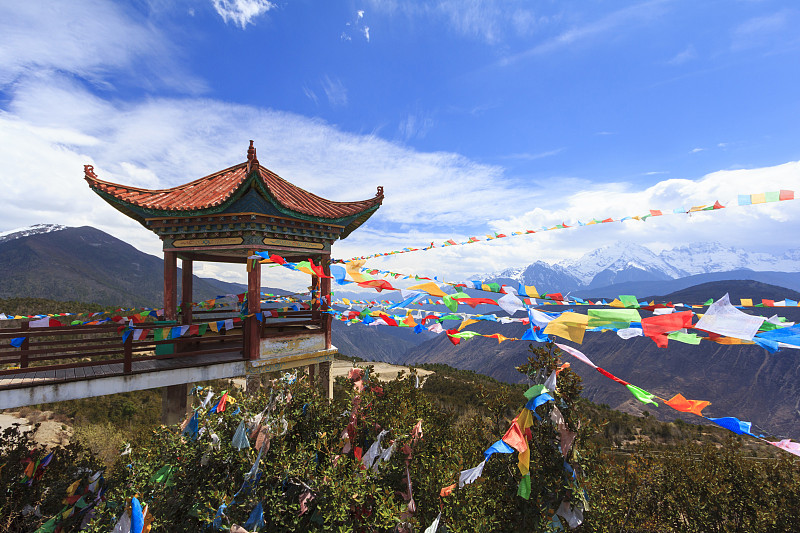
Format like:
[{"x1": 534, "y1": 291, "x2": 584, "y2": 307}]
[
  {"x1": 517, "y1": 474, "x2": 531, "y2": 500},
  {"x1": 443, "y1": 294, "x2": 458, "y2": 312},
  {"x1": 524, "y1": 384, "x2": 548, "y2": 401},
  {"x1": 626, "y1": 384, "x2": 658, "y2": 406},
  {"x1": 667, "y1": 332, "x2": 702, "y2": 345}
]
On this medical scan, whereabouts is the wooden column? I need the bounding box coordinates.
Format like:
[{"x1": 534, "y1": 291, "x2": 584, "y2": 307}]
[
  {"x1": 246, "y1": 258, "x2": 261, "y2": 360},
  {"x1": 164, "y1": 251, "x2": 178, "y2": 321},
  {"x1": 321, "y1": 254, "x2": 332, "y2": 349},
  {"x1": 19, "y1": 321, "x2": 29, "y2": 369},
  {"x1": 181, "y1": 258, "x2": 193, "y2": 325},
  {"x1": 161, "y1": 383, "x2": 189, "y2": 425}
]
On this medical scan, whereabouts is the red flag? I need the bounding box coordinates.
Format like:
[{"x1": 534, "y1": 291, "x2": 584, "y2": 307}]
[
  {"x1": 502, "y1": 421, "x2": 528, "y2": 453},
  {"x1": 446, "y1": 329, "x2": 461, "y2": 345},
  {"x1": 641, "y1": 311, "x2": 693, "y2": 347},
  {"x1": 596, "y1": 367, "x2": 629, "y2": 385}
]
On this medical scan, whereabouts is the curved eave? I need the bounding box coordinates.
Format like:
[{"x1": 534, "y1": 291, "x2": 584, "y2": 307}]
[{"x1": 85, "y1": 169, "x2": 384, "y2": 238}]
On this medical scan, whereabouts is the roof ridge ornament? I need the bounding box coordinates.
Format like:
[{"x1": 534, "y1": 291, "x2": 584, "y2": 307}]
[
  {"x1": 84, "y1": 165, "x2": 97, "y2": 179},
  {"x1": 376, "y1": 186, "x2": 384, "y2": 197},
  {"x1": 246, "y1": 140, "x2": 259, "y2": 173}
]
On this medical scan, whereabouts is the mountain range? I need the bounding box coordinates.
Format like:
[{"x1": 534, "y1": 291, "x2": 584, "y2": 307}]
[
  {"x1": 483, "y1": 241, "x2": 800, "y2": 294},
  {"x1": 0, "y1": 224, "x2": 251, "y2": 307},
  {"x1": 3, "y1": 223, "x2": 800, "y2": 436}
]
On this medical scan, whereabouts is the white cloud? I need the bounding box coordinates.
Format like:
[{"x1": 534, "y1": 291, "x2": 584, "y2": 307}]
[
  {"x1": 0, "y1": 0, "x2": 204, "y2": 93},
  {"x1": 321, "y1": 76, "x2": 348, "y2": 107},
  {"x1": 690, "y1": 147, "x2": 705, "y2": 153},
  {"x1": 666, "y1": 44, "x2": 697, "y2": 66},
  {"x1": 211, "y1": 0, "x2": 276, "y2": 29}
]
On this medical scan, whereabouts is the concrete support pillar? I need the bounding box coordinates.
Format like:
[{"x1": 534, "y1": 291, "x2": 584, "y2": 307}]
[
  {"x1": 246, "y1": 373, "x2": 262, "y2": 395},
  {"x1": 164, "y1": 251, "x2": 178, "y2": 321},
  {"x1": 161, "y1": 383, "x2": 189, "y2": 425},
  {"x1": 319, "y1": 360, "x2": 333, "y2": 399},
  {"x1": 181, "y1": 258, "x2": 193, "y2": 326}
]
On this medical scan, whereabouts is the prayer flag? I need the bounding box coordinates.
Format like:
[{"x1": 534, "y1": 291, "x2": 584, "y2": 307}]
[
  {"x1": 626, "y1": 384, "x2": 658, "y2": 406},
  {"x1": 517, "y1": 474, "x2": 531, "y2": 500},
  {"x1": 709, "y1": 416, "x2": 754, "y2": 436},
  {"x1": 458, "y1": 460, "x2": 486, "y2": 487},
  {"x1": 694, "y1": 293, "x2": 764, "y2": 341},
  {"x1": 544, "y1": 312, "x2": 589, "y2": 343},
  {"x1": 664, "y1": 393, "x2": 710, "y2": 416},
  {"x1": 555, "y1": 343, "x2": 597, "y2": 368}
]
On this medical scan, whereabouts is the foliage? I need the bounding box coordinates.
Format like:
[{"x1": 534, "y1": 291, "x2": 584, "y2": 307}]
[
  {"x1": 2, "y1": 346, "x2": 799, "y2": 532},
  {"x1": 0, "y1": 422, "x2": 103, "y2": 533}
]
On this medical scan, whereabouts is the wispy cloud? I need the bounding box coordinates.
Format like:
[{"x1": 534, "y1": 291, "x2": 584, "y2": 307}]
[
  {"x1": 690, "y1": 147, "x2": 705, "y2": 154},
  {"x1": 211, "y1": 0, "x2": 276, "y2": 29},
  {"x1": 595, "y1": 131, "x2": 615, "y2": 136},
  {"x1": 498, "y1": 0, "x2": 669, "y2": 66},
  {"x1": 502, "y1": 148, "x2": 565, "y2": 161},
  {"x1": 303, "y1": 85, "x2": 319, "y2": 105},
  {"x1": 321, "y1": 76, "x2": 348, "y2": 107},
  {"x1": 399, "y1": 108, "x2": 435, "y2": 141},
  {"x1": 731, "y1": 10, "x2": 794, "y2": 51},
  {"x1": 666, "y1": 44, "x2": 697, "y2": 65},
  {"x1": 643, "y1": 171, "x2": 669, "y2": 176},
  {"x1": 365, "y1": 0, "x2": 544, "y2": 44}
]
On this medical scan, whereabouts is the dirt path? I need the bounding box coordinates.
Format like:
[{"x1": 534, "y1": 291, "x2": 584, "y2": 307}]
[
  {"x1": 331, "y1": 360, "x2": 434, "y2": 384},
  {"x1": 0, "y1": 411, "x2": 72, "y2": 448}
]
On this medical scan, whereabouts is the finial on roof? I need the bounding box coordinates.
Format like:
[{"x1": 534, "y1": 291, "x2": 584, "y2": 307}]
[
  {"x1": 376, "y1": 186, "x2": 384, "y2": 197},
  {"x1": 246, "y1": 140, "x2": 259, "y2": 173},
  {"x1": 84, "y1": 165, "x2": 96, "y2": 178}
]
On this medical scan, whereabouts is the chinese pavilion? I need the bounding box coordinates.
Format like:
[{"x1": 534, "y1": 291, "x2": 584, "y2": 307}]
[{"x1": 84, "y1": 141, "x2": 383, "y2": 408}]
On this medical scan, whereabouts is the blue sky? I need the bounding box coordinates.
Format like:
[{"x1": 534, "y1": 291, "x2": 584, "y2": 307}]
[{"x1": 0, "y1": 0, "x2": 798, "y2": 288}]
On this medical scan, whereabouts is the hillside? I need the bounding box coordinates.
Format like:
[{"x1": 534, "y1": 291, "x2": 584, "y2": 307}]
[
  {"x1": 335, "y1": 280, "x2": 800, "y2": 436},
  {"x1": 0, "y1": 225, "x2": 259, "y2": 308}
]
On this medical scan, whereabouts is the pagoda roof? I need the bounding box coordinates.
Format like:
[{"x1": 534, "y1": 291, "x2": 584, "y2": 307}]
[{"x1": 85, "y1": 142, "x2": 384, "y2": 238}]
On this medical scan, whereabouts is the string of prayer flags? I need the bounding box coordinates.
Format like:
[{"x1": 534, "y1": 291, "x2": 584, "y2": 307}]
[{"x1": 333, "y1": 189, "x2": 795, "y2": 264}]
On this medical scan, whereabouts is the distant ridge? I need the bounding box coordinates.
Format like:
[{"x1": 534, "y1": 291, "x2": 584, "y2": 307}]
[
  {"x1": 0, "y1": 225, "x2": 279, "y2": 308},
  {"x1": 483, "y1": 241, "x2": 800, "y2": 294}
]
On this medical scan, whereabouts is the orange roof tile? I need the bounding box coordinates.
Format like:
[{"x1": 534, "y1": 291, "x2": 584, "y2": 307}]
[{"x1": 84, "y1": 145, "x2": 383, "y2": 220}]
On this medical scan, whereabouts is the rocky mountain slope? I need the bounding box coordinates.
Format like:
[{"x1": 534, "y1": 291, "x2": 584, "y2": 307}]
[{"x1": 0, "y1": 225, "x2": 250, "y2": 307}]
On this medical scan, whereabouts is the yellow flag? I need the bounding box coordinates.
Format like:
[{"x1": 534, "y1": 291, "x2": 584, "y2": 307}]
[
  {"x1": 544, "y1": 312, "x2": 589, "y2": 343},
  {"x1": 458, "y1": 318, "x2": 479, "y2": 331},
  {"x1": 518, "y1": 447, "x2": 530, "y2": 476},
  {"x1": 345, "y1": 259, "x2": 370, "y2": 282},
  {"x1": 406, "y1": 282, "x2": 447, "y2": 298},
  {"x1": 740, "y1": 298, "x2": 753, "y2": 307}
]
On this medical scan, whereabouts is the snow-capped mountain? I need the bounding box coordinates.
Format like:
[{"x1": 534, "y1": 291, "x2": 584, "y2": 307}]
[
  {"x1": 0, "y1": 224, "x2": 68, "y2": 244},
  {"x1": 483, "y1": 241, "x2": 800, "y2": 290},
  {"x1": 562, "y1": 242, "x2": 685, "y2": 286},
  {"x1": 661, "y1": 242, "x2": 800, "y2": 275}
]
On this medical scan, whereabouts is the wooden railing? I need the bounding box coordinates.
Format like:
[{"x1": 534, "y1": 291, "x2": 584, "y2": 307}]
[
  {"x1": 259, "y1": 309, "x2": 323, "y2": 338},
  {"x1": 0, "y1": 321, "x2": 244, "y2": 384}
]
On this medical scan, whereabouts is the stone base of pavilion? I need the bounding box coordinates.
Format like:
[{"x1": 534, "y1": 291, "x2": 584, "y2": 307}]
[{"x1": 246, "y1": 333, "x2": 337, "y2": 399}]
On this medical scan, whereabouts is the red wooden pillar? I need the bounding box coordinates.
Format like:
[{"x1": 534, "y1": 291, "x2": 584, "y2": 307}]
[
  {"x1": 181, "y1": 258, "x2": 193, "y2": 326},
  {"x1": 164, "y1": 250, "x2": 178, "y2": 321},
  {"x1": 321, "y1": 254, "x2": 332, "y2": 349},
  {"x1": 246, "y1": 258, "x2": 261, "y2": 360}
]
